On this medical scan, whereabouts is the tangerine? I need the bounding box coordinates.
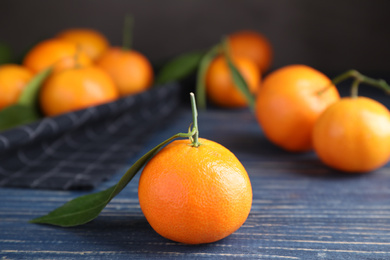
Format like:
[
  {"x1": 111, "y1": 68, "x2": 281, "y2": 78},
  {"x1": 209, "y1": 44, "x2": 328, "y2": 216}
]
[
  {"x1": 22, "y1": 38, "x2": 92, "y2": 74},
  {"x1": 0, "y1": 64, "x2": 33, "y2": 110},
  {"x1": 56, "y1": 28, "x2": 109, "y2": 61},
  {"x1": 39, "y1": 66, "x2": 119, "y2": 116},
  {"x1": 228, "y1": 30, "x2": 273, "y2": 73},
  {"x1": 205, "y1": 54, "x2": 260, "y2": 108},
  {"x1": 255, "y1": 64, "x2": 340, "y2": 152},
  {"x1": 96, "y1": 47, "x2": 154, "y2": 97},
  {"x1": 138, "y1": 138, "x2": 253, "y2": 244},
  {"x1": 313, "y1": 97, "x2": 390, "y2": 172}
]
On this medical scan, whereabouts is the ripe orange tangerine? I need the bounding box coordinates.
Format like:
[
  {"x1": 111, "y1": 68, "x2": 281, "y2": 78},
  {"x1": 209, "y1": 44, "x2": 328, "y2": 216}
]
[
  {"x1": 138, "y1": 138, "x2": 253, "y2": 244},
  {"x1": 228, "y1": 30, "x2": 273, "y2": 73},
  {"x1": 96, "y1": 47, "x2": 154, "y2": 97},
  {"x1": 56, "y1": 28, "x2": 110, "y2": 61},
  {"x1": 39, "y1": 66, "x2": 119, "y2": 116},
  {"x1": 205, "y1": 54, "x2": 260, "y2": 108},
  {"x1": 255, "y1": 64, "x2": 340, "y2": 152},
  {"x1": 313, "y1": 97, "x2": 390, "y2": 173},
  {"x1": 22, "y1": 38, "x2": 92, "y2": 74},
  {"x1": 0, "y1": 64, "x2": 33, "y2": 110}
]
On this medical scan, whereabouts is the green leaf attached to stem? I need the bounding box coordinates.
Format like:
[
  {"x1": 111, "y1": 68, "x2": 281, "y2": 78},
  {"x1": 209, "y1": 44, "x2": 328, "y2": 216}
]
[
  {"x1": 222, "y1": 37, "x2": 255, "y2": 111},
  {"x1": 195, "y1": 45, "x2": 220, "y2": 110},
  {"x1": 30, "y1": 93, "x2": 200, "y2": 227},
  {"x1": 155, "y1": 51, "x2": 204, "y2": 85}
]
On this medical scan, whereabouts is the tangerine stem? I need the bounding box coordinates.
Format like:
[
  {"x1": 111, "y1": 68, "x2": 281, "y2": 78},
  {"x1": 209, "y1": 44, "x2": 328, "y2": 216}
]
[
  {"x1": 319, "y1": 70, "x2": 390, "y2": 97},
  {"x1": 190, "y1": 92, "x2": 200, "y2": 147},
  {"x1": 351, "y1": 79, "x2": 360, "y2": 98},
  {"x1": 123, "y1": 14, "x2": 133, "y2": 50}
]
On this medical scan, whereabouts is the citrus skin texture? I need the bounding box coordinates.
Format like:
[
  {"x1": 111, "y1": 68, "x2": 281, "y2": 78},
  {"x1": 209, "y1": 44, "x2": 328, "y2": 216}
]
[
  {"x1": 138, "y1": 138, "x2": 253, "y2": 244},
  {"x1": 0, "y1": 64, "x2": 33, "y2": 110},
  {"x1": 229, "y1": 30, "x2": 273, "y2": 73},
  {"x1": 96, "y1": 47, "x2": 154, "y2": 97},
  {"x1": 40, "y1": 66, "x2": 119, "y2": 116},
  {"x1": 313, "y1": 97, "x2": 390, "y2": 173},
  {"x1": 255, "y1": 64, "x2": 340, "y2": 152},
  {"x1": 206, "y1": 55, "x2": 260, "y2": 108}
]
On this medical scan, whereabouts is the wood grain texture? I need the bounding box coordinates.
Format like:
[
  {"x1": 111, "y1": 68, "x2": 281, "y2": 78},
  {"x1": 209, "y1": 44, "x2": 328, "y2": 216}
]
[{"x1": 1, "y1": 100, "x2": 390, "y2": 259}]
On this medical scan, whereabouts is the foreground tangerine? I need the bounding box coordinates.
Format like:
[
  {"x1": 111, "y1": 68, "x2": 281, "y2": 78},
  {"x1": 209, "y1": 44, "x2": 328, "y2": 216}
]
[
  {"x1": 206, "y1": 54, "x2": 260, "y2": 108},
  {"x1": 96, "y1": 47, "x2": 154, "y2": 97},
  {"x1": 255, "y1": 64, "x2": 340, "y2": 152},
  {"x1": 313, "y1": 97, "x2": 390, "y2": 173},
  {"x1": 22, "y1": 38, "x2": 92, "y2": 74},
  {"x1": 40, "y1": 66, "x2": 119, "y2": 116},
  {"x1": 56, "y1": 28, "x2": 109, "y2": 61},
  {"x1": 138, "y1": 137, "x2": 253, "y2": 244},
  {"x1": 229, "y1": 30, "x2": 273, "y2": 73},
  {"x1": 0, "y1": 64, "x2": 33, "y2": 110}
]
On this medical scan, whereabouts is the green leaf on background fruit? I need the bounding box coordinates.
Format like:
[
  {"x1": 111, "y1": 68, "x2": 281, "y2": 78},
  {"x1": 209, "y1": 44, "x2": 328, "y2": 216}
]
[
  {"x1": 0, "y1": 67, "x2": 52, "y2": 132},
  {"x1": 222, "y1": 38, "x2": 255, "y2": 111},
  {"x1": 155, "y1": 51, "x2": 204, "y2": 85},
  {"x1": 0, "y1": 105, "x2": 40, "y2": 131},
  {"x1": 18, "y1": 67, "x2": 52, "y2": 108},
  {"x1": 195, "y1": 46, "x2": 220, "y2": 109}
]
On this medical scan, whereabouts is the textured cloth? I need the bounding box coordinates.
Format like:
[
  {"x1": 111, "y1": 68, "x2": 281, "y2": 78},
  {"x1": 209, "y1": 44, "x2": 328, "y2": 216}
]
[{"x1": 0, "y1": 83, "x2": 180, "y2": 190}]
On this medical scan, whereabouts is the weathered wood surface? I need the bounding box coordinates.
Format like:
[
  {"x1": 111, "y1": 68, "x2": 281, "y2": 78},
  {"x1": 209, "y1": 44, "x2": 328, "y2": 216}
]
[{"x1": 1, "y1": 106, "x2": 390, "y2": 259}]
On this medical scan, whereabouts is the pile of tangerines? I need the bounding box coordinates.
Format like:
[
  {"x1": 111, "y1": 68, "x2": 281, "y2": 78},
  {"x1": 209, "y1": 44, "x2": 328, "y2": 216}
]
[
  {"x1": 19, "y1": 28, "x2": 390, "y2": 246},
  {"x1": 0, "y1": 28, "x2": 154, "y2": 116},
  {"x1": 200, "y1": 30, "x2": 390, "y2": 175}
]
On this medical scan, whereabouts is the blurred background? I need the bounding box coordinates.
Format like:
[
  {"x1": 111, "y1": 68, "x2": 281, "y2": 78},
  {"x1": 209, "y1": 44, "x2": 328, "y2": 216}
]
[{"x1": 1, "y1": 0, "x2": 389, "y2": 73}]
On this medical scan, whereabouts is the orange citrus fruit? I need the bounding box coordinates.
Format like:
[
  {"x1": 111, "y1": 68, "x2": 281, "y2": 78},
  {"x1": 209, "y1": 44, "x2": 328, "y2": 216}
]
[
  {"x1": 22, "y1": 38, "x2": 92, "y2": 74},
  {"x1": 56, "y1": 28, "x2": 109, "y2": 61},
  {"x1": 138, "y1": 138, "x2": 253, "y2": 244},
  {"x1": 205, "y1": 54, "x2": 261, "y2": 108},
  {"x1": 96, "y1": 47, "x2": 154, "y2": 97},
  {"x1": 313, "y1": 97, "x2": 390, "y2": 173},
  {"x1": 255, "y1": 64, "x2": 340, "y2": 152},
  {"x1": 228, "y1": 30, "x2": 273, "y2": 73},
  {"x1": 0, "y1": 64, "x2": 33, "y2": 110},
  {"x1": 40, "y1": 66, "x2": 119, "y2": 116}
]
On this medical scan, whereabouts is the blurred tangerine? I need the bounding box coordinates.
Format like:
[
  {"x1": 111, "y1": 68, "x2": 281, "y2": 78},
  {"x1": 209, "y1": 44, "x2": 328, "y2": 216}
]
[
  {"x1": 205, "y1": 54, "x2": 260, "y2": 108},
  {"x1": 228, "y1": 30, "x2": 273, "y2": 73},
  {"x1": 22, "y1": 38, "x2": 92, "y2": 74},
  {"x1": 39, "y1": 65, "x2": 119, "y2": 116},
  {"x1": 56, "y1": 28, "x2": 109, "y2": 61},
  {"x1": 0, "y1": 64, "x2": 33, "y2": 110},
  {"x1": 96, "y1": 47, "x2": 154, "y2": 97}
]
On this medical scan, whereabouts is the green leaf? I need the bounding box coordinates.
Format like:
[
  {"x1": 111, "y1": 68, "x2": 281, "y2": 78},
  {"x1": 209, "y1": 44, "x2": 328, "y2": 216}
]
[
  {"x1": 195, "y1": 45, "x2": 220, "y2": 109},
  {"x1": 222, "y1": 38, "x2": 255, "y2": 111},
  {"x1": 0, "y1": 105, "x2": 40, "y2": 131},
  {"x1": 18, "y1": 67, "x2": 52, "y2": 108},
  {"x1": 30, "y1": 131, "x2": 195, "y2": 227},
  {"x1": 0, "y1": 67, "x2": 52, "y2": 132},
  {"x1": 155, "y1": 51, "x2": 204, "y2": 85}
]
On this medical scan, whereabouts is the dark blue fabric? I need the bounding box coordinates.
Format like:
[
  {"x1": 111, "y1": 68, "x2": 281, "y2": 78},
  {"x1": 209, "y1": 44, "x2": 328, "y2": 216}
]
[{"x1": 0, "y1": 83, "x2": 180, "y2": 190}]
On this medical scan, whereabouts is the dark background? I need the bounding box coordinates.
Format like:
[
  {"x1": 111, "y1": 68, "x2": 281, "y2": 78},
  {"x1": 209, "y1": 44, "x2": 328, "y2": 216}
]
[{"x1": 1, "y1": 0, "x2": 389, "y2": 73}]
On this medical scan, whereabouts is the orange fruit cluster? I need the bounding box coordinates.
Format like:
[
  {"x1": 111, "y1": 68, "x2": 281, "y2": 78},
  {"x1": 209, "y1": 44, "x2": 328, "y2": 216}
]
[
  {"x1": 205, "y1": 30, "x2": 272, "y2": 108},
  {"x1": 0, "y1": 28, "x2": 154, "y2": 117}
]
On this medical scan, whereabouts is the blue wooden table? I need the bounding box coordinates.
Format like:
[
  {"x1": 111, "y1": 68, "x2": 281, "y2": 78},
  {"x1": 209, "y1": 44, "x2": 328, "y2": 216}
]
[{"x1": 2, "y1": 97, "x2": 390, "y2": 259}]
